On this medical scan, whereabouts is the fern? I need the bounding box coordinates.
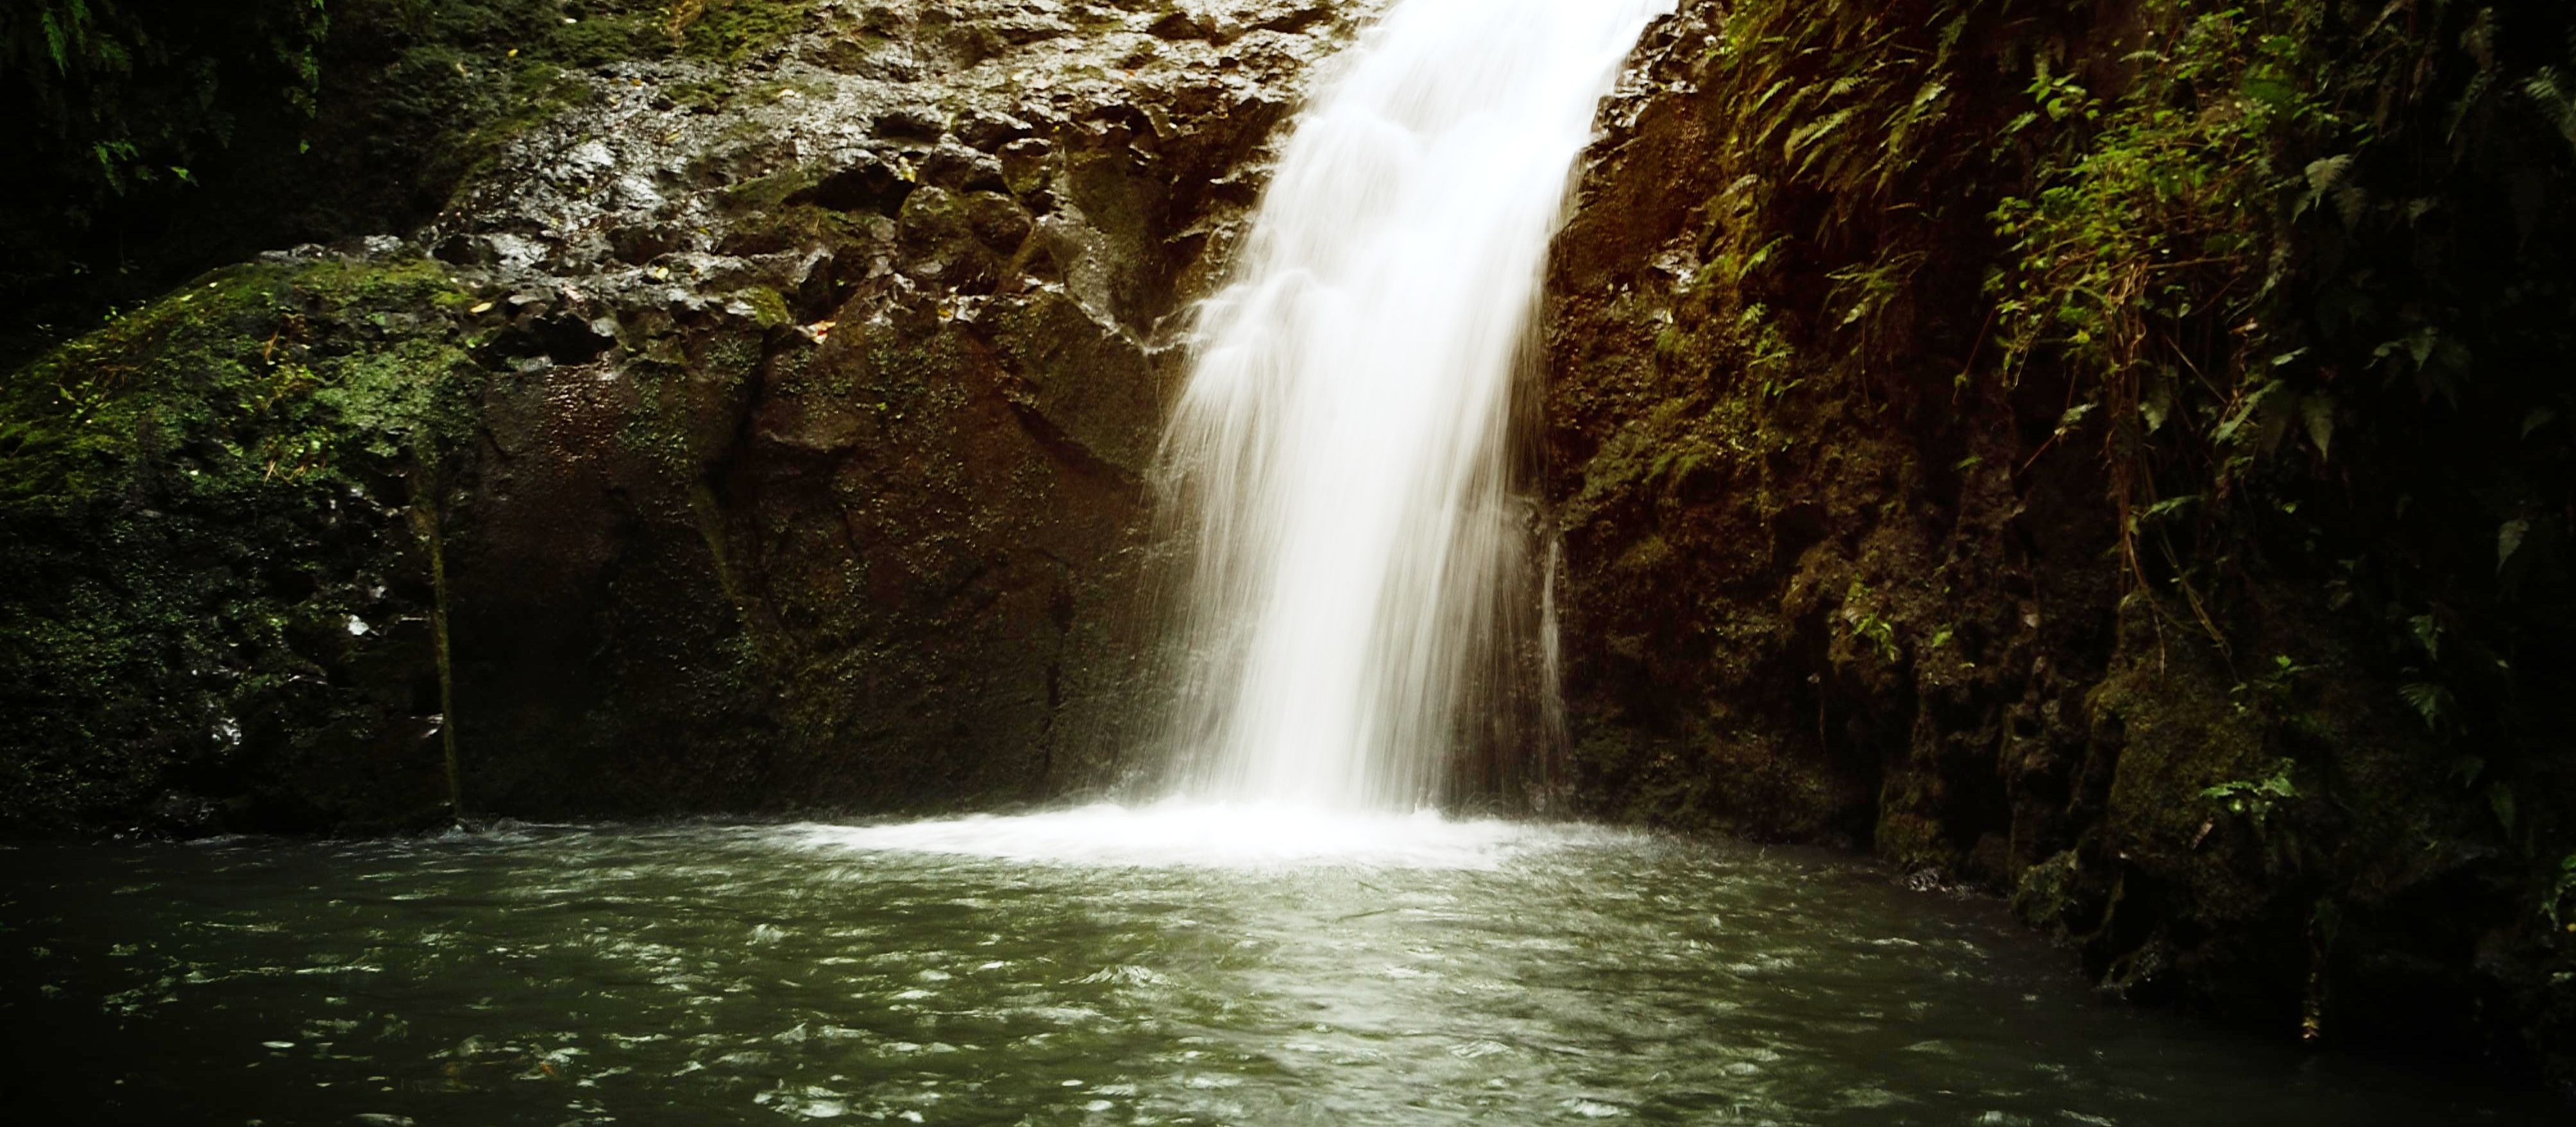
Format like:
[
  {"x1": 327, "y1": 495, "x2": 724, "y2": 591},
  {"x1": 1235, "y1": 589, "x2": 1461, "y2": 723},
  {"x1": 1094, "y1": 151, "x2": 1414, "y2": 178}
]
[
  {"x1": 2530, "y1": 67, "x2": 2576, "y2": 149},
  {"x1": 2398, "y1": 682, "x2": 2455, "y2": 733}
]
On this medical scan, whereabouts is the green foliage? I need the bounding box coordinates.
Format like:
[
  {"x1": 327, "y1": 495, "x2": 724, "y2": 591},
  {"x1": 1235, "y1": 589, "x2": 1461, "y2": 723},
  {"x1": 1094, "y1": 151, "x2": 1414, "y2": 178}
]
[
  {"x1": 1985, "y1": 0, "x2": 2572, "y2": 852},
  {"x1": 1684, "y1": 0, "x2": 1987, "y2": 380},
  {"x1": 1981, "y1": 3, "x2": 2358, "y2": 665},
  {"x1": 1638, "y1": 0, "x2": 2571, "y2": 974},
  {"x1": 1, "y1": 0, "x2": 329, "y2": 203},
  {"x1": 2398, "y1": 681, "x2": 2455, "y2": 732},
  {"x1": 1988, "y1": 7, "x2": 2318, "y2": 393},
  {"x1": 1573, "y1": 0, "x2": 2020, "y2": 539},
  {"x1": 2201, "y1": 757, "x2": 2300, "y2": 828},
  {"x1": 2231, "y1": 652, "x2": 2309, "y2": 712},
  {"x1": 1839, "y1": 581, "x2": 1902, "y2": 663}
]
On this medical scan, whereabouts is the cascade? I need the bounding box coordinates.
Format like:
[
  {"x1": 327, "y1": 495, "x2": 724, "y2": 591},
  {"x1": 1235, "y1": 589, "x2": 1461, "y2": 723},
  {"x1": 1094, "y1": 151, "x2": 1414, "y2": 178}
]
[{"x1": 1157, "y1": 0, "x2": 1674, "y2": 809}]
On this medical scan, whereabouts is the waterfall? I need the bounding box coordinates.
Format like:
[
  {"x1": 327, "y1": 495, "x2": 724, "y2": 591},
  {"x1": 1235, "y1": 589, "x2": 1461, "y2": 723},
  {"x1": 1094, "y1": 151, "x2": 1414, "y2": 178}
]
[{"x1": 1157, "y1": 0, "x2": 1672, "y2": 811}]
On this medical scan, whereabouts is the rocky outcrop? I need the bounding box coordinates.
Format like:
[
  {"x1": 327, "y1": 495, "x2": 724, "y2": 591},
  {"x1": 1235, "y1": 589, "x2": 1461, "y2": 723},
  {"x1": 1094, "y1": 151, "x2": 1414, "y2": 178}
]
[
  {"x1": 0, "y1": 0, "x2": 1378, "y2": 833},
  {"x1": 1545, "y1": 0, "x2": 2574, "y2": 1085}
]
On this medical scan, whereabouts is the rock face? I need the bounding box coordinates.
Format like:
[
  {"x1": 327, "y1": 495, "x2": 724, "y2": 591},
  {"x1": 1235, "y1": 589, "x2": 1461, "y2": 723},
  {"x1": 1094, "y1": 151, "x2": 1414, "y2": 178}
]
[
  {"x1": 425, "y1": 0, "x2": 1382, "y2": 820},
  {"x1": 0, "y1": 0, "x2": 1379, "y2": 833},
  {"x1": 1544, "y1": 0, "x2": 2573, "y2": 1084}
]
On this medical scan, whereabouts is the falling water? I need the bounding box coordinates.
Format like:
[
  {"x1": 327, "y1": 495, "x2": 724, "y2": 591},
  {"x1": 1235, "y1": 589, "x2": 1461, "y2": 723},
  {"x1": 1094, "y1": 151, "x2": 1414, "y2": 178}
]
[{"x1": 1157, "y1": 0, "x2": 1673, "y2": 809}]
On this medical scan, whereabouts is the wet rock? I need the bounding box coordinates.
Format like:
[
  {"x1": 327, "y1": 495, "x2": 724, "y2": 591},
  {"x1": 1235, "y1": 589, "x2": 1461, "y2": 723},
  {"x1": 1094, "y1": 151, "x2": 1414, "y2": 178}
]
[
  {"x1": 920, "y1": 145, "x2": 1012, "y2": 194},
  {"x1": 1149, "y1": 10, "x2": 1217, "y2": 40},
  {"x1": 983, "y1": 290, "x2": 1165, "y2": 475},
  {"x1": 955, "y1": 108, "x2": 1040, "y2": 151},
  {"x1": 791, "y1": 158, "x2": 917, "y2": 217},
  {"x1": 872, "y1": 106, "x2": 948, "y2": 146},
  {"x1": 1, "y1": 0, "x2": 1383, "y2": 834}
]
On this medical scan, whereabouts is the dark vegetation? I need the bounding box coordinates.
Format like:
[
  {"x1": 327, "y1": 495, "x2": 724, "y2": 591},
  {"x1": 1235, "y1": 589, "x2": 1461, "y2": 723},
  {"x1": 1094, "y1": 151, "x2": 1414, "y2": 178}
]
[
  {"x1": 1988, "y1": 0, "x2": 2576, "y2": 852},
  {"x1": 1547, "y1": 0, "x2": 2573, "y2": 1086},
  {"x1": 2, "y1": 1, "x2": 328, "y2": 219}
]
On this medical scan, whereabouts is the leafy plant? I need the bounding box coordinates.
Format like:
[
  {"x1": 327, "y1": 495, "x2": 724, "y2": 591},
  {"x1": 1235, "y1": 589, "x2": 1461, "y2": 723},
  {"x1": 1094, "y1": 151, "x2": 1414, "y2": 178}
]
[
  {"x1": 1, "y1": 0, "x2": 330, "y2": 201},
  {"x1": 1976, "y1": 0, "x2": 2569, "y2": 873},
  {"x1": 1840, "y1": 581, "x2": 1903, "y2": 663},
  {"x1": 2202, "y1": 758, "x2": 2301, "y2": 829},
  {"x1": 2232, "y1": 653, "x2": 2310, "y2": 712}
]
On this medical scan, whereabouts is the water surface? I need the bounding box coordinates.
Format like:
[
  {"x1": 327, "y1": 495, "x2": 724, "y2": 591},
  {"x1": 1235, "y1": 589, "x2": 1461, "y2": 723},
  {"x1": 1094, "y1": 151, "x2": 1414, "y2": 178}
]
[{"x1": 0, "y1": 809, "x2": 2542, "y2": 1124}]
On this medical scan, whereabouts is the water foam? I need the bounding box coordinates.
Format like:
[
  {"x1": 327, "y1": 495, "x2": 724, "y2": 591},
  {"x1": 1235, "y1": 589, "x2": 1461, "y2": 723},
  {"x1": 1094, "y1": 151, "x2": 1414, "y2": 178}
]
[{"x1": 792, "y1": 802, "x2": 1622, "y2": 870}]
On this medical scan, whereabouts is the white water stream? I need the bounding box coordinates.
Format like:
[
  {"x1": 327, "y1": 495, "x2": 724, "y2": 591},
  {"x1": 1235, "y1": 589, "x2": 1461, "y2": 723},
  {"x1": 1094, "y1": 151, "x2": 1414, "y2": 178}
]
[
  {"x1": 1157, "y1": 0, "x2": 1673, "y2": 811},
  {"x1": 835, "y1": 0, "x2": 1668, "y2": 864}
]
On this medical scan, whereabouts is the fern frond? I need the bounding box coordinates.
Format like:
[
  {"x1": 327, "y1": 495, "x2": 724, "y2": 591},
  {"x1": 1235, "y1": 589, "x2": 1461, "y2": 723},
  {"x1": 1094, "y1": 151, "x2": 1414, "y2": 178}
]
[
  {"x1": 2527, "y1": 67, "x2": 2576, "y2": 148},
  {"x1": 2398, "y1": 682, "x2": 2454, "y2": 732}
]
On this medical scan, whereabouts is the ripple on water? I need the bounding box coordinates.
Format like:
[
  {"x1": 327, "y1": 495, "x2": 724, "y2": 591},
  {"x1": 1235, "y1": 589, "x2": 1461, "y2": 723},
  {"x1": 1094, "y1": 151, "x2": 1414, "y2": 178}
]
[{"x1": 0, "y1": 816, "x2": 2552, "y2": 1125}]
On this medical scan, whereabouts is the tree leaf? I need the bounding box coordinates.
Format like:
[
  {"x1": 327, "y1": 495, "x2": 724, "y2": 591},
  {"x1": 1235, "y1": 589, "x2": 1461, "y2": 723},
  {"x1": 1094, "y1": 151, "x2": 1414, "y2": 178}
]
[
  {"x1": 2137, "y1": 494, "x2": 2201, "y2": 525},
  {"x1": 2409, "y1": 614, "x2": 2442, "y2": 661},
  {"x1": 2498, "y1": 518, "x2": 2531, "y2": 573},
  {"x1": 2140, "y1": 369, "x2": 2174, "y2": 433},
  {"x1": 2301, "y1": 393, "x2": 2334, "y2": 460},
  {"x1": 2215, "y1": 380, "x2": 2287, "y2": 447},
  {"x1": 2489, "y1": 783, "x2": 2517, "y2": 835}
]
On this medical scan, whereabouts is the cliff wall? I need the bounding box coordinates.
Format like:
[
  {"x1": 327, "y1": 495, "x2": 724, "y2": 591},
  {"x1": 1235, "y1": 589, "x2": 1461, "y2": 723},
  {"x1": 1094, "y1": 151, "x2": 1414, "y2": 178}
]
[{"x1": 1545, "y1": 0, "x2": 2573, "y2": 1080}]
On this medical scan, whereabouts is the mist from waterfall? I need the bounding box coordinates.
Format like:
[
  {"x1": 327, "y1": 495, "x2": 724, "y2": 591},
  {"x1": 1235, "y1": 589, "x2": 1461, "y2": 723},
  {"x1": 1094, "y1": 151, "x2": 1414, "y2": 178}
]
[{"x1": 1156, "y1": 0, "x2": 1674, "y2": 810}]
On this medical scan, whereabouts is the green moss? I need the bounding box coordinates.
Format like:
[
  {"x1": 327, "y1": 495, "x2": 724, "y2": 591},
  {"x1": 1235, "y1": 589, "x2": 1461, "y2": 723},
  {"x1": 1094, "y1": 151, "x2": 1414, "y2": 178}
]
[
  {"x1": 443, "y1": 60, "x2": 605, "y2": 185},
  {"x1": 734, "y1": 286, "x2": 793, "y2": 330},
  {"x1": 618, "y1": 320, "x2": 761, "y2": 476},
  {"x1": 665, "y1": 74, "x2": 738, "y2": 112},
  {"x1": 2090, "y1": 641, "x2": 2269, "y2": 821},
  {"x1": 718, "y1": 166, "x2": 823, "y2": 212},
  {"x1": 678, "y1": 0, "x2": 815, "y2": 64},
  {"x1": 0, "y1": 255, "x2": 488, "y2": 832},
  {"x1": 547, "y1": 9, "x2": 672, "y2": 67},
  {"x1": 334, "y1": 1, "x2": 815, "y2": 216}
]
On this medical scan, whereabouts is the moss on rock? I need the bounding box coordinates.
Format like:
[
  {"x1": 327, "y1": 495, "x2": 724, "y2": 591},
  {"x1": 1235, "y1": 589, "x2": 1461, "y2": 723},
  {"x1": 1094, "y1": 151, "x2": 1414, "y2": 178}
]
[{"x1": 0, "y1": 255, "x2": 487, "y2": 833}]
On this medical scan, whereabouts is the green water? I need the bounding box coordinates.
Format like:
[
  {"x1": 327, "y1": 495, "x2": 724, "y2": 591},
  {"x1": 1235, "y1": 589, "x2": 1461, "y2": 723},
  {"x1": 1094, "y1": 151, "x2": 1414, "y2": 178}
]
[{"x1": 0, "y1": 813, "x2": 2545, "y2": 1124}]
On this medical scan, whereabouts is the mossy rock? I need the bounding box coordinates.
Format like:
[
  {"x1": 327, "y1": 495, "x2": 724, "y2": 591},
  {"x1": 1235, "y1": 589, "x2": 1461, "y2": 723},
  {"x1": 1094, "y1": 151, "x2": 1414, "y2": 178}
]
[{"x1": 0, "y1": 255, "x2": 488, "y2": 835}]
